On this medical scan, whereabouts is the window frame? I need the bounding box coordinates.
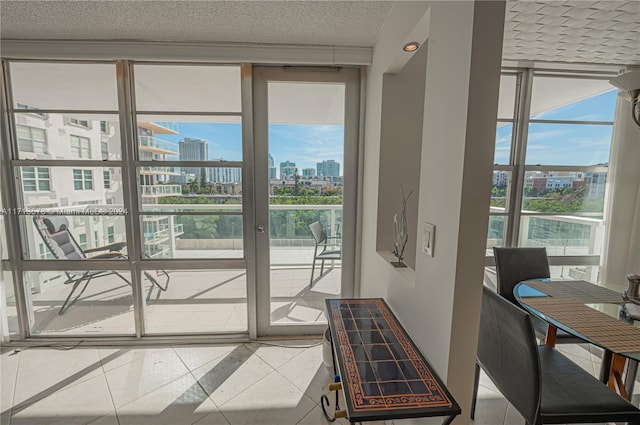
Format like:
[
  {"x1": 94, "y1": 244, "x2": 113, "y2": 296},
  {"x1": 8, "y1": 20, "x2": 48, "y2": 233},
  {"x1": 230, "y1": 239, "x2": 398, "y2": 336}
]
[
  {"x1": 21, "y1": 166, "x2": 51, "y2": 192},
  {"x1": 70, "y1": 134, "x2": 92, "y2": 159},
  {"x1": 73, "y1": 168, "x2": 94, "y2": 190},
  {"x1": 489, "y1": 69, "x2": 617, "y2": 274},
  {"x1": 16, "y1": 124, "x2": 48, "y2": 154}
]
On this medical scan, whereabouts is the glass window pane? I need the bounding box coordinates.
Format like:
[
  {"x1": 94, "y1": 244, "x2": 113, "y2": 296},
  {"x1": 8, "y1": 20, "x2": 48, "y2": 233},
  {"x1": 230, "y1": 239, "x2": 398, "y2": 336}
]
[
  {"x1": 142, "y1": 215, "x2": 242, "y2": 259},
  {"x1": 526, "y1": 123, "x2": 613, "y2": 166},
  {"x1": 143, "y1": 269, "x2": 247, "y2": 334},
  {"x1": 494, "y1": 123, "x2": 512, "y2": 165},
  {"x1": 530, "y1": 77, "x2": 617, "y2": 122},
  {"x1": 23, "y1": 270, "x2": 134, "y2": 335},
  {"x1": 487, "y1": 216, "x2": 506, "y2": 256},
  {"x1": 15, "y1": 113, "x2": 121, "y2": 160},
  {"x1": 497, "y1": 74, "x2": 517, "y2": 120},
  {"x1": 134, "y1": 65, "x2": 241, "y2": 112},
  {"x1": 142, "y1": 215, "x2": 244, "y2": 259},
  {"x1": 490, "y1": 170, "x2": 510, "y2": 212},
  {"x1": 518, "y1": 215, "x2": 604, "y2": 256},
  {"x1": 1, "y1": 271, "x2": 19, "y2": 337},
  {"x1": 522, "y1": 169, "x2": 607, "y2": 215},
  {"x1": 549, "y1": 266, "x2": 600, "y2": 283},
  {"x1": 23, "y1": 215, "x2": 128, "y2": 260},
  {"x1": 138, "y1": 166, "x2": 242, "y2": 211},
  {"x1": 10, "y1": 62, "x2": 118, "y2": 111},
  {"x1": 136, "y1": 115, "x2": 242, "y2": 162}
]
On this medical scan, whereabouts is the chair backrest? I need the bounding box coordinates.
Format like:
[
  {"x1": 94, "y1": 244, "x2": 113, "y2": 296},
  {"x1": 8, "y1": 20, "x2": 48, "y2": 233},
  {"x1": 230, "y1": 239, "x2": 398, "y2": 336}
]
[
  {"x1": 308, "y1": 221, "x2": 327, "y2": 244},
  {"x1": 34, "y1": 216, "x2": 86, "y2": 260},
  {"x1": 478, "y1": 286, "x2": 541, "y2": 425},
  {"x1": 493, "y1": 247, "x2": 550, "y2": 304}
]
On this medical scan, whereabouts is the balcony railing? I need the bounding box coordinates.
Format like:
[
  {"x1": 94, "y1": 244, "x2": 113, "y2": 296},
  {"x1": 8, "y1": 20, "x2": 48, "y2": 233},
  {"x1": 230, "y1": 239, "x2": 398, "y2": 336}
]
[
  {"x1": 140, "y1": 185, "x2": 182, "y2": 196},
  {"x1": 140, "y1": 166, "x2": 180, "y2": 175},
  {"x1": 138, "y1": 136, "x2": 179, "y2": 154}
]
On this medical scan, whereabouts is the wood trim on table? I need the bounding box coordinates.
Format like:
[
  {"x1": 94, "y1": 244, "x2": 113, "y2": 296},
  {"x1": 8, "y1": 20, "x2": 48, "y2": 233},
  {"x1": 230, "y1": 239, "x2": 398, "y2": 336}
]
[
  {"x1": 608, "y1": 353, "x2": 630, "y2": 400},
  {"x1": 544, "y1": 324, "x2": 557, "y2": 347}
]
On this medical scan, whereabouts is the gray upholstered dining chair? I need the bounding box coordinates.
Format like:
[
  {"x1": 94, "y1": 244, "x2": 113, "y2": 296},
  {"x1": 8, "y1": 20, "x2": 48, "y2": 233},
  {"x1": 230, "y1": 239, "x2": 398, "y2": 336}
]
[
  {"x1": 308, "y1": 221, "x2": 341, "y2": 286},
  {"x1": 471, "y1": 286, "x2": 640, "y2": 424},
  {"x1": 493, "y1": 247, "x2": 582, "y2": 344}
]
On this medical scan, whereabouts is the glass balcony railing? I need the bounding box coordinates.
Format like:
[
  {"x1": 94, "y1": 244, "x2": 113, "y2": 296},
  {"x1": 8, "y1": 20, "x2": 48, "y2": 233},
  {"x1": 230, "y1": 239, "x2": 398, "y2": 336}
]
[
  {"x1": 140, "y1": 166, "x2": 180, "y2": 175},
  {"x1": 154, "y1": 122, "x2": 179, "y2": 133},
  {"x1": 140, "y1": 184, "x2": 182, "y2": 196},
  {"x1": 138, "y1": 136, "x2": 179, "y2": 154}
]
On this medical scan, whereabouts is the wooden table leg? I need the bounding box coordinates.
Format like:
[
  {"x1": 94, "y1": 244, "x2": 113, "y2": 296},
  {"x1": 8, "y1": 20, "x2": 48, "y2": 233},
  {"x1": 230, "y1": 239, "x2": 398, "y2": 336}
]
[
  {"x1": 544, "y1": 324, "x2": 557, "y2": 347},
  {"x1": 608, "y1": 353, "x2": 630, "y2": 401}
]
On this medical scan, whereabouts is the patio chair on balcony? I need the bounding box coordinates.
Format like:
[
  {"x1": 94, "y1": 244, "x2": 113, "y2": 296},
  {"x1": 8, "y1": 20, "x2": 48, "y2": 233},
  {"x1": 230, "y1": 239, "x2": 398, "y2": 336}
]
[
  {"x1": 308, "y1": 221, "x2": 341, "y2": 286},
  {"x1": 34, "y1": 216, "x2": 169, "y2": 315}
]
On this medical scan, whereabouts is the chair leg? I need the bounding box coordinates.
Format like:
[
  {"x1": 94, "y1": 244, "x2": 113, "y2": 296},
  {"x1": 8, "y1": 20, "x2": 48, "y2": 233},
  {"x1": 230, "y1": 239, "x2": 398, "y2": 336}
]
[
  {"x1": 310, "y1": 258, "x2": 317, "y2": 286},
  {"x1": 320, "y1": 259, "x2": 325, "y2": 276},
  {"x1": 470, "y1": 362, "x2": 481, "y2": 420},
  {"x1": 310, "y1": 245, "x2": 319, "y2": 287},
  {"x1": 59, "y1": 276, "x2": 92, "y2": 315}
]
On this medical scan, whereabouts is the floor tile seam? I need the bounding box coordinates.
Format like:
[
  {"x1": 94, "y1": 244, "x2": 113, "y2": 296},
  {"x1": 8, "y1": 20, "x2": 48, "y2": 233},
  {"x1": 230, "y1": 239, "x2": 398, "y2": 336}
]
[
  {"x1": 294, "y1": 397, "x2": 323, "y2": 425},
  {"x1": 100, "y1": 348, "x2": 183, "y2": 376},
  {"x1": 5, "y1": 352, "x2": 20, "y2": 419},
  {"x1": 214, "y1": 368, "x2": 282, "y2": 409},
  {"x1": 98, "y1": 350, "x2": 122, "y2": 425},
  {"x1": 251, "y1": 343, "x2": 310, "y2": 369},
  {"x1": 170, "y1": 346, "x2": 228, "y2": 375},
  {"x1": 268, "y1": 366, "x2": 325, "y2": 411},
  {"x1": 10, "y1": 372, "x2": 115, "y2": 423},
  {"x1": 9, "y1": 349, "x2": 105, "y2": 414},
  {"x1": 111, "y1": 369, "x2": 194, "y2": 411},
  {"x1": 272, "y1": 365, "x2": 319, "y2": 402}
]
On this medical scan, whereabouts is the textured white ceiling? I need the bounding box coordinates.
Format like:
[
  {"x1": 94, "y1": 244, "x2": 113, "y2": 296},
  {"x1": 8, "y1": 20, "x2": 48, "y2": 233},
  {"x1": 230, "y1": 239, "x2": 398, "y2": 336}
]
[
  {"x1": 0, "y1": 1, "x2": 393, "y2": 47},
  {"x1": 1, "y1": 1, "x2": 638, "y2": 66},
  {"x1": 503, "y1": 0, "x2": 640, "y2": 66}
]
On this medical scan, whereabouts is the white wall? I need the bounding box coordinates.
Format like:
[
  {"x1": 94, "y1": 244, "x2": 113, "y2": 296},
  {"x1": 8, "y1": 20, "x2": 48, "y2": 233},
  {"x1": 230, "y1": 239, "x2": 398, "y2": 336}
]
[{"x1": 361, "y1": 1, "x2": 504, "y2": 423}]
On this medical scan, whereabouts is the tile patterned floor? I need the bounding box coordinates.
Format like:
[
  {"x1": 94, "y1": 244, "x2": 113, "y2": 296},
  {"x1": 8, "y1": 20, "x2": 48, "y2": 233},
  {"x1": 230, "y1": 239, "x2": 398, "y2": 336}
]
[{"x1": 1, "y1": 341, "x2": 638, "y2": 425}]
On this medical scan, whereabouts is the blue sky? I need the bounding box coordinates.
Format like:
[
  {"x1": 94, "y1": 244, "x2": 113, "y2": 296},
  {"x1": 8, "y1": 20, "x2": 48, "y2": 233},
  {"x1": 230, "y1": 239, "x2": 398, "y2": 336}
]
[
  {"x1": 157, "y1": 122, "x2": 344, "y2": 174},
  {"x1": 494, "y1": 89, "x2": 617, "y2": 166},
  {"x1": 157, "y1": 88, "x2": 617, "y2": 171}
]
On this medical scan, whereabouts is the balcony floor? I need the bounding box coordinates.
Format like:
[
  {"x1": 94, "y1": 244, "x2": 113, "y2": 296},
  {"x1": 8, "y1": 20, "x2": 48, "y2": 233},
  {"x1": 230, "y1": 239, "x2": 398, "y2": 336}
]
[{"x1": 9, "y1": 248, "x2": 340, "y2": 336}]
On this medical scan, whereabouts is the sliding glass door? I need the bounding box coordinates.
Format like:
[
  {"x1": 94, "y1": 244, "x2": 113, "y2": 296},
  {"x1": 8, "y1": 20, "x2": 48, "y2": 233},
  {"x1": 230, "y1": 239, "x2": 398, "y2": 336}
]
[{"x1": 253, "y1": 67, "x2": 359, "y2": 336}]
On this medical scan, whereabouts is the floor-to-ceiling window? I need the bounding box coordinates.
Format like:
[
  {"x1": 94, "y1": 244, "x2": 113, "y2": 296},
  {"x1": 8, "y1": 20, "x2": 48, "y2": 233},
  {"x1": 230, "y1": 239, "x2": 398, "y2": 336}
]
[
  {"x1": 488, "y1": 69, "x2": 618, "y2": 283},
  {"x1": 0, "y1": 59, "x2": 360, "y2": 341},
  {"x1": 0, "y1": 60, "x2": 250, "y2": 338}
]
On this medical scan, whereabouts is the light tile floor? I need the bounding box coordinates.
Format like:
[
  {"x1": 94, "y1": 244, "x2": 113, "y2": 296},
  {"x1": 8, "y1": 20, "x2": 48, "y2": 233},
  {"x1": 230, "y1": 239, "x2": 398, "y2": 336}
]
[{"x1": 1, "y1": 340, "x2": 638, "y2": 425}]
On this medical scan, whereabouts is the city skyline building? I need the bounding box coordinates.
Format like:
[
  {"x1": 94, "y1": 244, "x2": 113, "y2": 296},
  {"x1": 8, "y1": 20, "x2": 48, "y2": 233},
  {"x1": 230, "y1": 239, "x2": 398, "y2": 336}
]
[
  {"x1": 268, "y1": 153, "x2": 276, "y2": 179},
  {"x1": 280, "y1": 160, "x2": 297, "y2": 179},
  {"x1": 302, "y1": 168, "x2": 316, "y2": 178},
  {"x1": 317, "y1": 159, "x2": 340, "y2": 178},
  {"x1": 179, "y1": 137, "x2": 208, "y2": 182}
]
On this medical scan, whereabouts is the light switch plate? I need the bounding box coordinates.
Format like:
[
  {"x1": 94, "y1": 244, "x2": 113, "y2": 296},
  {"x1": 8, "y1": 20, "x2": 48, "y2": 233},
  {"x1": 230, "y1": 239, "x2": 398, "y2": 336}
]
[{"x1": 423, "y1": 222, "x2": 435, "y2": 257}]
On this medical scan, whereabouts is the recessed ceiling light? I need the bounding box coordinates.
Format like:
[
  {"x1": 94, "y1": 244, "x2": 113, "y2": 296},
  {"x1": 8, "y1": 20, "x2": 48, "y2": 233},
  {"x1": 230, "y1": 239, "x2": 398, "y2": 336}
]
[{"x1": 403, "y1": 42, "x2": 420, "y2": 52}]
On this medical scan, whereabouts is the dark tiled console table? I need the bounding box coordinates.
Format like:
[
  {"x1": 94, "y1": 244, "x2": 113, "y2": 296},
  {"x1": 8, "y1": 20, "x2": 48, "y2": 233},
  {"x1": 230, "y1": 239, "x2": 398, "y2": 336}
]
[{"x1": 323, "y1": 298, "x2": 461, "y2": 424}]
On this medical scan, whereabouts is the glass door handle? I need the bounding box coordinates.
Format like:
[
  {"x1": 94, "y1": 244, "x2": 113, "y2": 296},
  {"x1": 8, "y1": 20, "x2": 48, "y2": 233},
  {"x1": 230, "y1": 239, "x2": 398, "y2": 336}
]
[{"x1": 256, "y1": 224, "x2": 265, "y2": 233}]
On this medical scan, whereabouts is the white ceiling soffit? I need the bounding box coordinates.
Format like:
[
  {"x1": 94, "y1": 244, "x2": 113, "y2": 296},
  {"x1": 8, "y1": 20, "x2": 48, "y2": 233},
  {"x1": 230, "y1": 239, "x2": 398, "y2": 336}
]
[
  {"x1": 0, "y1": 1, "x2": 392, "y2": 47},
  {"x1": 503, "y1": 0, "x2": 640, "y2": 67}
]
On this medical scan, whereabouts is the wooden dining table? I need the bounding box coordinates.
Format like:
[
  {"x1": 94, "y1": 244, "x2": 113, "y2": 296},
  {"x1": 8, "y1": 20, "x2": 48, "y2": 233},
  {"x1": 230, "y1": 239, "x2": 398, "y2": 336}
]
[{"x1": 514, "y1": 278, "x2": 640, "y2": 401}]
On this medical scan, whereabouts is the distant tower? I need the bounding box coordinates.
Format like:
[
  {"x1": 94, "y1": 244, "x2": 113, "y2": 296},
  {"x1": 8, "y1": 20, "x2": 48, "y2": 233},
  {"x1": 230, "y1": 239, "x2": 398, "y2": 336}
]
[
  {"x1": 280, "y1": 161, "x2": 297, "y2": 179},
  {"x1": 317, "y1": 160, "x2": 340, "y2": 178},
  {"x1": 268, "y1": 153, "x2": 277, "y2": 179},
  {"x1": 179, "y1": 138, "x2": 208, "y2": 182},
  {"x1": 302, "y1": 168, "x2": 316, "y2": 178}
]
